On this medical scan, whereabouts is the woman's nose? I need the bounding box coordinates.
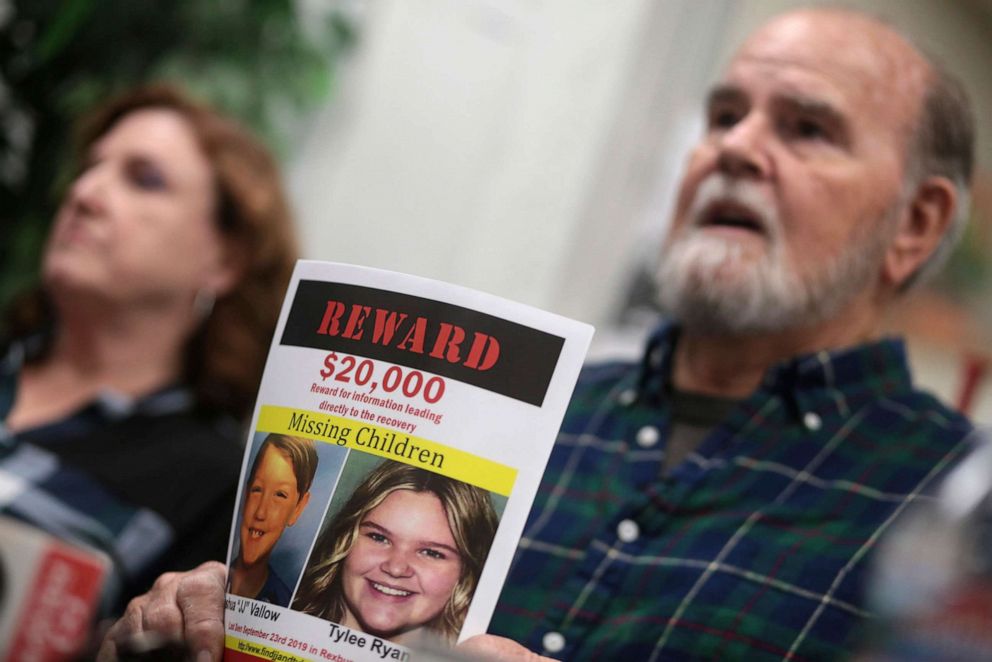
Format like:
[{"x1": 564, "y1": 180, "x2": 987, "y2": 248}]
[
  {"x1": 66, "y1": 164, "x2": 110, "y2": 214},
  {"x1": 381, "y1": 549, "x2": 414, "y2": 577}
]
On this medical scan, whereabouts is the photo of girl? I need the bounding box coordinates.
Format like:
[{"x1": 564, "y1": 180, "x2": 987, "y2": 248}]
[
  {"x1": 228, "y1": 433, "x2": 323, "y2": 606},
  {"x1": 291, "y1": 460, "x2": 500, "y2": 646}
]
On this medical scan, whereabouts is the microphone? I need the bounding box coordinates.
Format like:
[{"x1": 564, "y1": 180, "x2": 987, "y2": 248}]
[{"x1": 0, "y1": 515, "x2": 110, "y2": 661}]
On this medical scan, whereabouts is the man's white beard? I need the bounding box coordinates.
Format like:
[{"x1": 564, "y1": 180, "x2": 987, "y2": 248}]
[{"x1": 655, "y1": 177, "x2": 892, "y2": 334}]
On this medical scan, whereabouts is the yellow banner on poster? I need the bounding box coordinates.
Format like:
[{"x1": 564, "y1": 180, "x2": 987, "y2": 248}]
[
  {"x1": 256, "y1": 405, "x2": 516, "y2": 496},
  {"x1": 225, "y1": 636, "x2": 309, "y2": 662}
]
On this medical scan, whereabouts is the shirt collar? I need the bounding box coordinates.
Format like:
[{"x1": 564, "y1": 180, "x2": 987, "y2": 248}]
[
  {"x1": 636, "y1": 322, "x2": 913, "y2": 420},
  {"x1": 772, "y1": 337, "x2": 912, "y2": 421},
  {"x1": 89, "y1": 386, "x2": 195, "y2": 420}
]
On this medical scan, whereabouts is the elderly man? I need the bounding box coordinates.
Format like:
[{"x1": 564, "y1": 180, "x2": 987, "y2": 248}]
[{"x1": 99, "y1": 7, "x2": 975, "y2": 662}]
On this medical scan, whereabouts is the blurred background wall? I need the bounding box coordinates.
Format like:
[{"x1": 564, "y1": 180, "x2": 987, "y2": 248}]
[{"x1": 3, "y1": 0, "x2": 991, "y2": 422}]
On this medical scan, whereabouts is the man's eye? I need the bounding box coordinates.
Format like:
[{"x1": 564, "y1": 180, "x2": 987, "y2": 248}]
[
  {"x1": 275, "y1": 490, "x2": 290, "y2": 500},
  {"x1": 709, "y1": 108, "x2": 741, "y2": 129},
  {"x1": 792, "y1": 118, "x2": 827, "y2": 140}
]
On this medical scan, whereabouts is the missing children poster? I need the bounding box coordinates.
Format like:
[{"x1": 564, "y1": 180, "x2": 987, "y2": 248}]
[{"x1": 223, "y1": 261, "x2": 593, "y2": 662}]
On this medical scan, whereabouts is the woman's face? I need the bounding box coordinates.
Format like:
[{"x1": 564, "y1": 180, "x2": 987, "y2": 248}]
[
  {"x1": 239, "y1": 446, "x2": 309, "y2": 568},
  {"x1": 43, "y1": 108, "x2": 236, "y2": 310},
  {"x1": 340, "y1": 489, "x2": 463, "y2": 642}
]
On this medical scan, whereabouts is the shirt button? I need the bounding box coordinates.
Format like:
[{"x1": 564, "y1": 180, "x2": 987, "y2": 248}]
[
  {"x1": 635, "y1": 425, "x2": 660, "y2": 448},
  {"x1": 803, "y1": 412, "x2": 822, "y2": 431},
  {"x1": 542, "y1": 631, "x2": 566, "y2": 653},
  {"x1": 617, "y1": 518, "x2": 640, "y2": 543},
  {"x1": 617, "y1": 388, "x2": 637, "y2": 406}
]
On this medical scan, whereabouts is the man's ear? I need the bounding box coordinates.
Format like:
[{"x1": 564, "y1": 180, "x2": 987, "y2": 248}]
[
  {"x1": 882, "y1": 176, "x2": 958, "y2": 289},
  {"x1": 288, "y1": 491, "x2": 311, "y2": 527}
]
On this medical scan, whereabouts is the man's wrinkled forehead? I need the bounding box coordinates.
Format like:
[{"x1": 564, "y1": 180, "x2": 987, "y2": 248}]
[{"x1": 726, "y1": 9, "x2": 931, "y2": 132}]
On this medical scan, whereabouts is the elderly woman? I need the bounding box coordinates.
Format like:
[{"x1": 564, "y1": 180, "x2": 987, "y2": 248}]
[{"x1": 0, "y1": 84, "x2": 298, "y2": 608}]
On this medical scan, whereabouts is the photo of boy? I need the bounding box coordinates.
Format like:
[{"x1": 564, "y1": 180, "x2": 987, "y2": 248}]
[{"x1": 228, "y1": 433, "x2": 319, "y2": 606}]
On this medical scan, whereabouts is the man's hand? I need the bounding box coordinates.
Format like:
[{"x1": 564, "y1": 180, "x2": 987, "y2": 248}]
[
  {"x1": 97, "y1": 564, "x2": 545, "y2": 662},
  {"x1": 97, "y1": 561, "x2": 227, "y2": 662},
  {"x1": 458, "y1": 635, "x2": 556, "y2": 661}
]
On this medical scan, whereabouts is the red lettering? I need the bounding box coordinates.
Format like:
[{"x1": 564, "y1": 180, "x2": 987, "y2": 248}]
[
  {"x1": 428, "y1": 323, "x2": 466, "y2": 363},
  {"x1": 397, "y1": 317, "x2": 428, "y2": 354},
  {"x1": 316, "y1": 301, "x2": 346, "y2": 336},
  {"x1": 371, "y1": 309, "x2": 409, "y2": 345},
  {"x1": 342, "y1": 305, "x2": 372, "y2": 340},
  {"x1": 464, "y1": 333, "x2": 499, "y2": 370},
  {"x1": 318, "y1": 301, "x2": 499, "y2": 372}
]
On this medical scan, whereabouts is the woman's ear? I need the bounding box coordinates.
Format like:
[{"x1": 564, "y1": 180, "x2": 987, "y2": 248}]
[
  {"x1": 882, "y1": 176, "x2": 959, "y2": 289},
  {"x1": 206, "y1": 236, "x2": 248, "y2": 298}
]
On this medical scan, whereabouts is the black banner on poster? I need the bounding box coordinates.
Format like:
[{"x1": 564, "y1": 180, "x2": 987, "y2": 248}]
[{"x1": 280, "y1": 280, "x2": 565, "y2": 407}]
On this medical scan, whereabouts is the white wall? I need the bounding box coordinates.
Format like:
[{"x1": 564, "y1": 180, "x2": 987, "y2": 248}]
[{"x1": 289, "y1": 0, "x2": 664, "y2": 318}]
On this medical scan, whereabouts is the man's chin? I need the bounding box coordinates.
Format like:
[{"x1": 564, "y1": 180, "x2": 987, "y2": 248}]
[
  {"x1": 655, "y1": 244, "x2": 804, "y2": 333},
  {"x1": 657, "y1": 279, "x2": 803, "y2": 335}
]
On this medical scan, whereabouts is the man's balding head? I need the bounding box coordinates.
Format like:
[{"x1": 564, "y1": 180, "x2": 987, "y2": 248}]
[
  {"x1": 655, "y1": 7, "x2": 973, "y2": 337},
  {"x1": 739, "y1": 9, "x2": 931, "y2": 141},
  {"x1": 743, "y1": 8, "x2": 974, "y2": 285}
]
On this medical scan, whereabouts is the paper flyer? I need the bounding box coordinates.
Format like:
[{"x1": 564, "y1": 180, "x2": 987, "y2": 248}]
[{"x1": 223, "y1": 261, "x2": 593, "y2": 662}]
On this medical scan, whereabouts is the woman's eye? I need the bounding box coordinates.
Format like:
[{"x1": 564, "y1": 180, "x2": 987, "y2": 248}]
[
  {"x1": 127, "y1": 159, "x2": 168, "y2": 191},
  {"x1": 367, "y1": 532, "x2": 388, "y2": 544},
  {"x1": 249, "y1": 485, "x2": 262, "y2": 494},
  {"x1": 420, "y1": 548, "x2": 446, "y2": 560}
]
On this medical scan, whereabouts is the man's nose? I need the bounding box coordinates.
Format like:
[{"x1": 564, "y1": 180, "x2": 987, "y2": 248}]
[
  {"x1": 716, "y1": 112, "x2": 771, "y2": 179},
  {"x1": 380, "y1": 549, "x2": 414, "y2": 578}
]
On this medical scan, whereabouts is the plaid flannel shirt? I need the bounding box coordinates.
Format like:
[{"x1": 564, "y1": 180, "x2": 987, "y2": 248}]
[{"x1": 490, "y1": 325, "x2": 973, "y2": 661}]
